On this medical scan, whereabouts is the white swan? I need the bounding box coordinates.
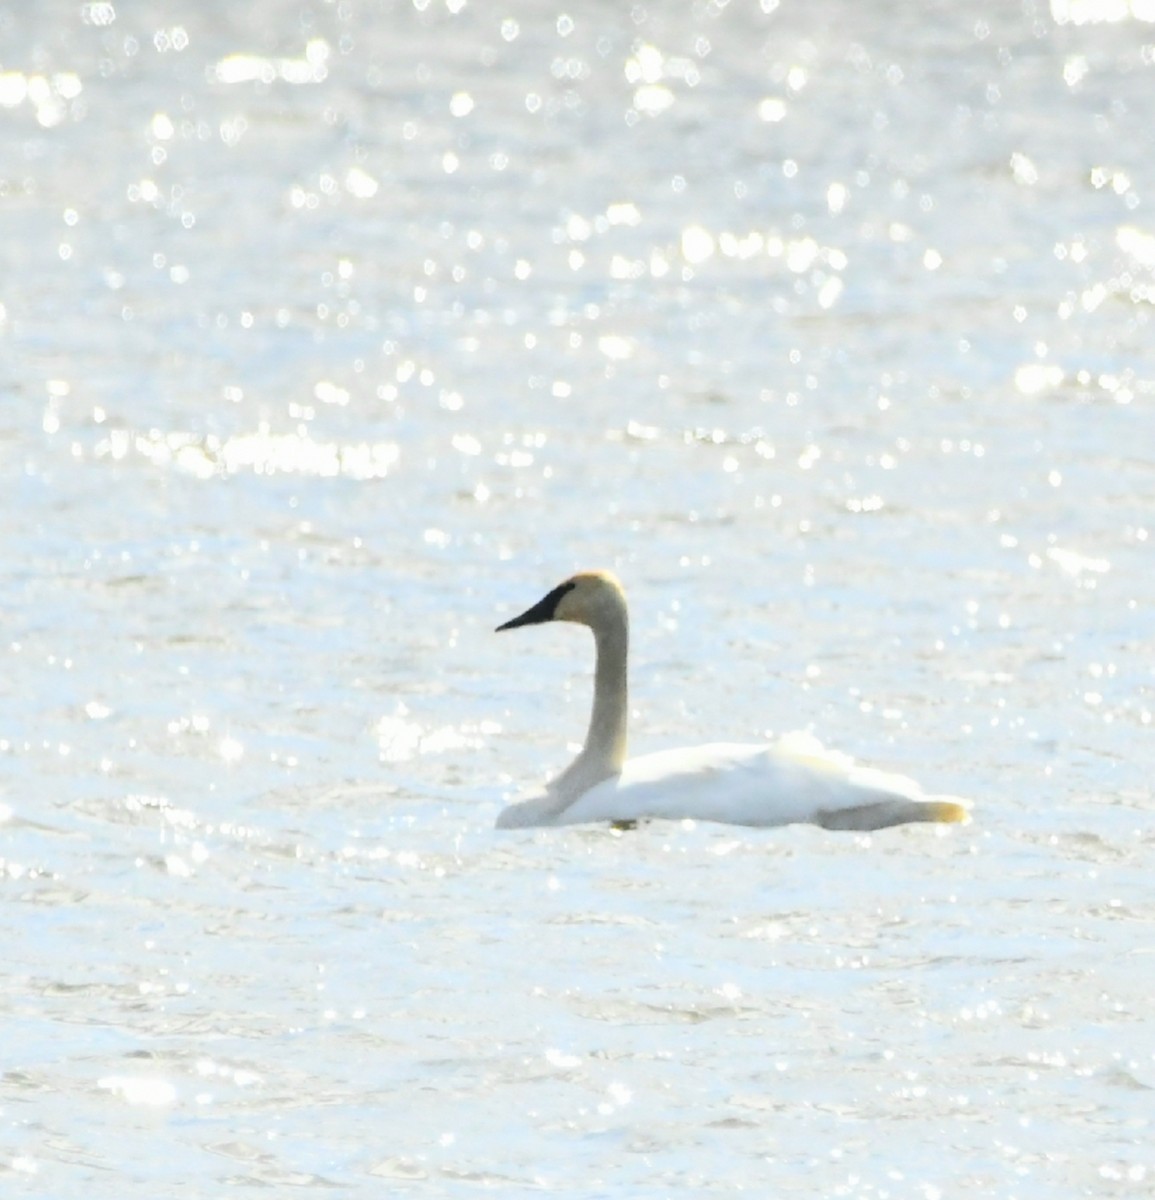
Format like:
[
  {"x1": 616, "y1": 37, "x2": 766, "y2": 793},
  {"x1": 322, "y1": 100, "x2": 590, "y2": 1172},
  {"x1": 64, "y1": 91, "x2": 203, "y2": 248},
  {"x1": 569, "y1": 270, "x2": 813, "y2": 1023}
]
[{"x1": 494, "y1": 570, "x2": 970, "y2": 831}]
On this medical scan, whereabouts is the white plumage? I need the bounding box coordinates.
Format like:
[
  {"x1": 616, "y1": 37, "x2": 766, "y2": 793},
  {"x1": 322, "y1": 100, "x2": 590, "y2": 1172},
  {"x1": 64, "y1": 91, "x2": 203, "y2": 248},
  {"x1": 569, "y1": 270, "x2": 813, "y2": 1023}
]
[{"x1": 494, "y1": 571, "x2": 970, "y2": 832}]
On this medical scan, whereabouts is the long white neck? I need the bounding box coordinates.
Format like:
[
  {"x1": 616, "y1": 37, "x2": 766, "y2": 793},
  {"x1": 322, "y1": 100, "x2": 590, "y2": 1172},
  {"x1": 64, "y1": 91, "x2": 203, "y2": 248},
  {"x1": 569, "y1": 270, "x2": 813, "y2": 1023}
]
[
  {"x1": 584, "y1": 613, "x2": 629, "y2": 772},
  {"x1": 495, "y1": 580, "x2": 631, "y2": 829},
  {"x1": 548, "y1": 599, "x2": 629, "y2": 805}
]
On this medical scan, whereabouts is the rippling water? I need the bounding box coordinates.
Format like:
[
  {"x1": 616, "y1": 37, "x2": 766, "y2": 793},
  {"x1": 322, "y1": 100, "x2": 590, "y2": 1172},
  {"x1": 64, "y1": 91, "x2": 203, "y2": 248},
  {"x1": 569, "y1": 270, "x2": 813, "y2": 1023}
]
[{"x1": 3, "y1": 0, "x2": 1154, "y2": 1195}]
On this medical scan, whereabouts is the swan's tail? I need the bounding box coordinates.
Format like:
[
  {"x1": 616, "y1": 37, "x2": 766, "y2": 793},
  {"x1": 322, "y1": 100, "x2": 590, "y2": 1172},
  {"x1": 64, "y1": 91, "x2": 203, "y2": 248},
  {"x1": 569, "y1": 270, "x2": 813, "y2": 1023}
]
[{"x1": 818, "y1": 796, "x2": 970, "y2": 832}]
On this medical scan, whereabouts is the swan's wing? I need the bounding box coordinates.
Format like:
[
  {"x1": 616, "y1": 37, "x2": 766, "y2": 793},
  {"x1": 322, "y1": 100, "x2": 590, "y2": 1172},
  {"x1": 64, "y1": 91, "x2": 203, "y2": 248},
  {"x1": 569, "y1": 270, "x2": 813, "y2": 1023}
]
[
  {"x1": 553, "y1": 743, "x2": 842, "y2": 827},
  {"x1": 553, "y1": 739, "x2": 969, "y2": 829},
  {"x1": 776, "y1": 735, "x2": 971, "y2": 827}
]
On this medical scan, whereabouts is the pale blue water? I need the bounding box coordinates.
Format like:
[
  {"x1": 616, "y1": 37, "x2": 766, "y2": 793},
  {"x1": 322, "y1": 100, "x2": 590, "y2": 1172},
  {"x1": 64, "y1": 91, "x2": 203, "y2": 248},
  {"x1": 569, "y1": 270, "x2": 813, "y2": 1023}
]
[{"x1": 2, "y1": 1, "x2": 1154, "y2": 1196}]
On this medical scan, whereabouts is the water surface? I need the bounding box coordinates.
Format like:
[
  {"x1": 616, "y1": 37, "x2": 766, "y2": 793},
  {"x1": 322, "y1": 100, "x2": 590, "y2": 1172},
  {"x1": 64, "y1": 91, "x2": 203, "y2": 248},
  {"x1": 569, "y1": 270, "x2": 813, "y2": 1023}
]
[{"x1": 2, "y1": 0, "x2": 1154, "y2": 1195}]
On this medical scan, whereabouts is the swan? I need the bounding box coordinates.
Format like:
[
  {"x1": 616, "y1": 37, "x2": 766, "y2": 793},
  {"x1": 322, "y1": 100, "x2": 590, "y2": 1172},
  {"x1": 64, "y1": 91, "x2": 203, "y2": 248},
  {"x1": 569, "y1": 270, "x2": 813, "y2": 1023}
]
[{"x1": 494, "y1": 570, "x2": 970, "y2": 831}]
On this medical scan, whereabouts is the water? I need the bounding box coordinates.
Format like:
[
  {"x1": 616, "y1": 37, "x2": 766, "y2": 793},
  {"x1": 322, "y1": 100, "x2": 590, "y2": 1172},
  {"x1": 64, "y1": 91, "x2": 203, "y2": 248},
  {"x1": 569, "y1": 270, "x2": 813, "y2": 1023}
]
[{"x1": 2, "y1": 0, "x2": 1154, "y2": 1194}]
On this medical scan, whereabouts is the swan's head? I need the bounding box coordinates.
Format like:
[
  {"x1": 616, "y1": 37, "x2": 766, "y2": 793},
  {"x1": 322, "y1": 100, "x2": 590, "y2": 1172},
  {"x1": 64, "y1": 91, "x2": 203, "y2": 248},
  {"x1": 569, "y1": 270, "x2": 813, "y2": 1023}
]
[{"x1": 496, "y1": 570, "x2": 626, "y2": 633}]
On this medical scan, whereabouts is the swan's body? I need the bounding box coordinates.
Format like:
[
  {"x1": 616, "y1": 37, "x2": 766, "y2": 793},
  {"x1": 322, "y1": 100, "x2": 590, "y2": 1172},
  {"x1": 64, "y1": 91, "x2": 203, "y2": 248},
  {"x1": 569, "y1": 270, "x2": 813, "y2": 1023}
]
[{"x1": 494, "y1": 571, "x2": 969, "y2": 832}]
